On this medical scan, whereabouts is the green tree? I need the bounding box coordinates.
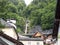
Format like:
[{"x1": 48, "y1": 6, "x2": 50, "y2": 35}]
[
  {"x1": 0, "y1": 0, "x2": 26, "y2": 33},
  {"x1": 41, "y1": 1, "x2": 56, "y2": 30},
  {"x1": 22, "y1": 0, "x2": 56, "y2": 30}
]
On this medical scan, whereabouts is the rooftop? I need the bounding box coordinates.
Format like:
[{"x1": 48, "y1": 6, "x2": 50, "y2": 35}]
[{"x1": 28, "y1": 25, "x2": 53, "y2": 35}]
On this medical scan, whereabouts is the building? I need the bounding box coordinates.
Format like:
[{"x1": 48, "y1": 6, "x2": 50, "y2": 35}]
[
  {"x1": 0, "y1": 18, "x2": 23, "y2": 45},
  {"x1": 0, "y1": 19, "x2": 44, "y2": 45},
  {"x1": 28, "y1": 26, "x2": 53, "y2": 37},
  {"x1": 0, "y1": 18, "x2": 17, "y2": 39}
]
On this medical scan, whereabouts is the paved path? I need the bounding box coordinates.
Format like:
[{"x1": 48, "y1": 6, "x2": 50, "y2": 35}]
[{"x1": 58, "y1": 39, "x2": 60, "y2": 45}]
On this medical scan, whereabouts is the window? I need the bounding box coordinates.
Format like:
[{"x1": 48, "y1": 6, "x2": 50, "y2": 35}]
[
  {"x1": 37, "y1": 42, "x2": 39, "y2": 45},
  {"x1": 0, "y1": 0, "x2": 59, "y2": 45}
]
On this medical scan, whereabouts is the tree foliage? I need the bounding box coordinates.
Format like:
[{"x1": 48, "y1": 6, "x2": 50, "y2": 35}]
[
  {"x1": 22, "y1": 0, "x2": 56, "y2": 30},
  {"x1": 0, "y1": 0, "x2": 57, "y2": 33},
  {"x1": 0, "y1": 0, "x2": 26, "y2": 33}
]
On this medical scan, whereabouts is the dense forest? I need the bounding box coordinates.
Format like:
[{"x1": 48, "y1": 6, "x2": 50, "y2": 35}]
[{"x1": 0, "y1": 0, "x2": 57, "y2": 33}]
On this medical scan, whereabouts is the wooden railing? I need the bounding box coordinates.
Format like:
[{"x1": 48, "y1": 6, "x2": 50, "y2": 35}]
[{"x1": 0, "y1": 31, "x2": 24, "y2": 45}]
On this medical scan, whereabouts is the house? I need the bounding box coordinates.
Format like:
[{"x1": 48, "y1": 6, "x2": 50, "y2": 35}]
[
  {"x1": 0, "y1": 18, "x2": 17, "y2": 40},
  {"x1": 0, "y1": 19, "x2": 44, "y2": 45},
  {"x1": 20, "y1": 38, "x2": 43, "y2": 45},
  {"x1": 0, "y1": 19, "x2": 24, "y2": 45},
  {"x1": 0, "y1": 31, "x2": 23, "y2": 45},
  {"x1": 28, "y1": 25, "x2": 53, "y2": 38},
  {"x1": 28, "y1": 26, "x2": 42, "y2": 35},
  {"x1": 33, "y1": 32, "x2": 43, "y2": 38}
]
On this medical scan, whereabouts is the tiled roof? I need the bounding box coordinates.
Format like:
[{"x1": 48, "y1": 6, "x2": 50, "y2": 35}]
[
  {"x1": 28, "y1": 26, "x2": 53, "y2": 35},
  {"x1": 28, "y1": 26, "x2": 42, "y2": 34},
  {"x1": 0, "y1": 19, "x2": 16, "y2": 29},
  {"x1": 0, "y1": 38, "x2": 8, "y2": 45}
]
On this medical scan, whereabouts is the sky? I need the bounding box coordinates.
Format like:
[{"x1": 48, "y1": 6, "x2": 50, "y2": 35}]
[{"x1": 24, "y1": 0, "x2": 33, "y2": 6}]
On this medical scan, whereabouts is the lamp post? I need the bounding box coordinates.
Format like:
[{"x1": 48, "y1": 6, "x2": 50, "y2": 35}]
[{"x1": 25, "y1": 20, "x2": 30, "y2": 34}]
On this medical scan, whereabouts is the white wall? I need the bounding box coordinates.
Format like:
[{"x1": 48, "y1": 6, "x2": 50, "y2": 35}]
[
  {"x1": 1, "y1": 28, "x2": 17, "y2": 40},
  {"x1": 21, "y1": 41, "x2": 43, "y2": 45}
]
